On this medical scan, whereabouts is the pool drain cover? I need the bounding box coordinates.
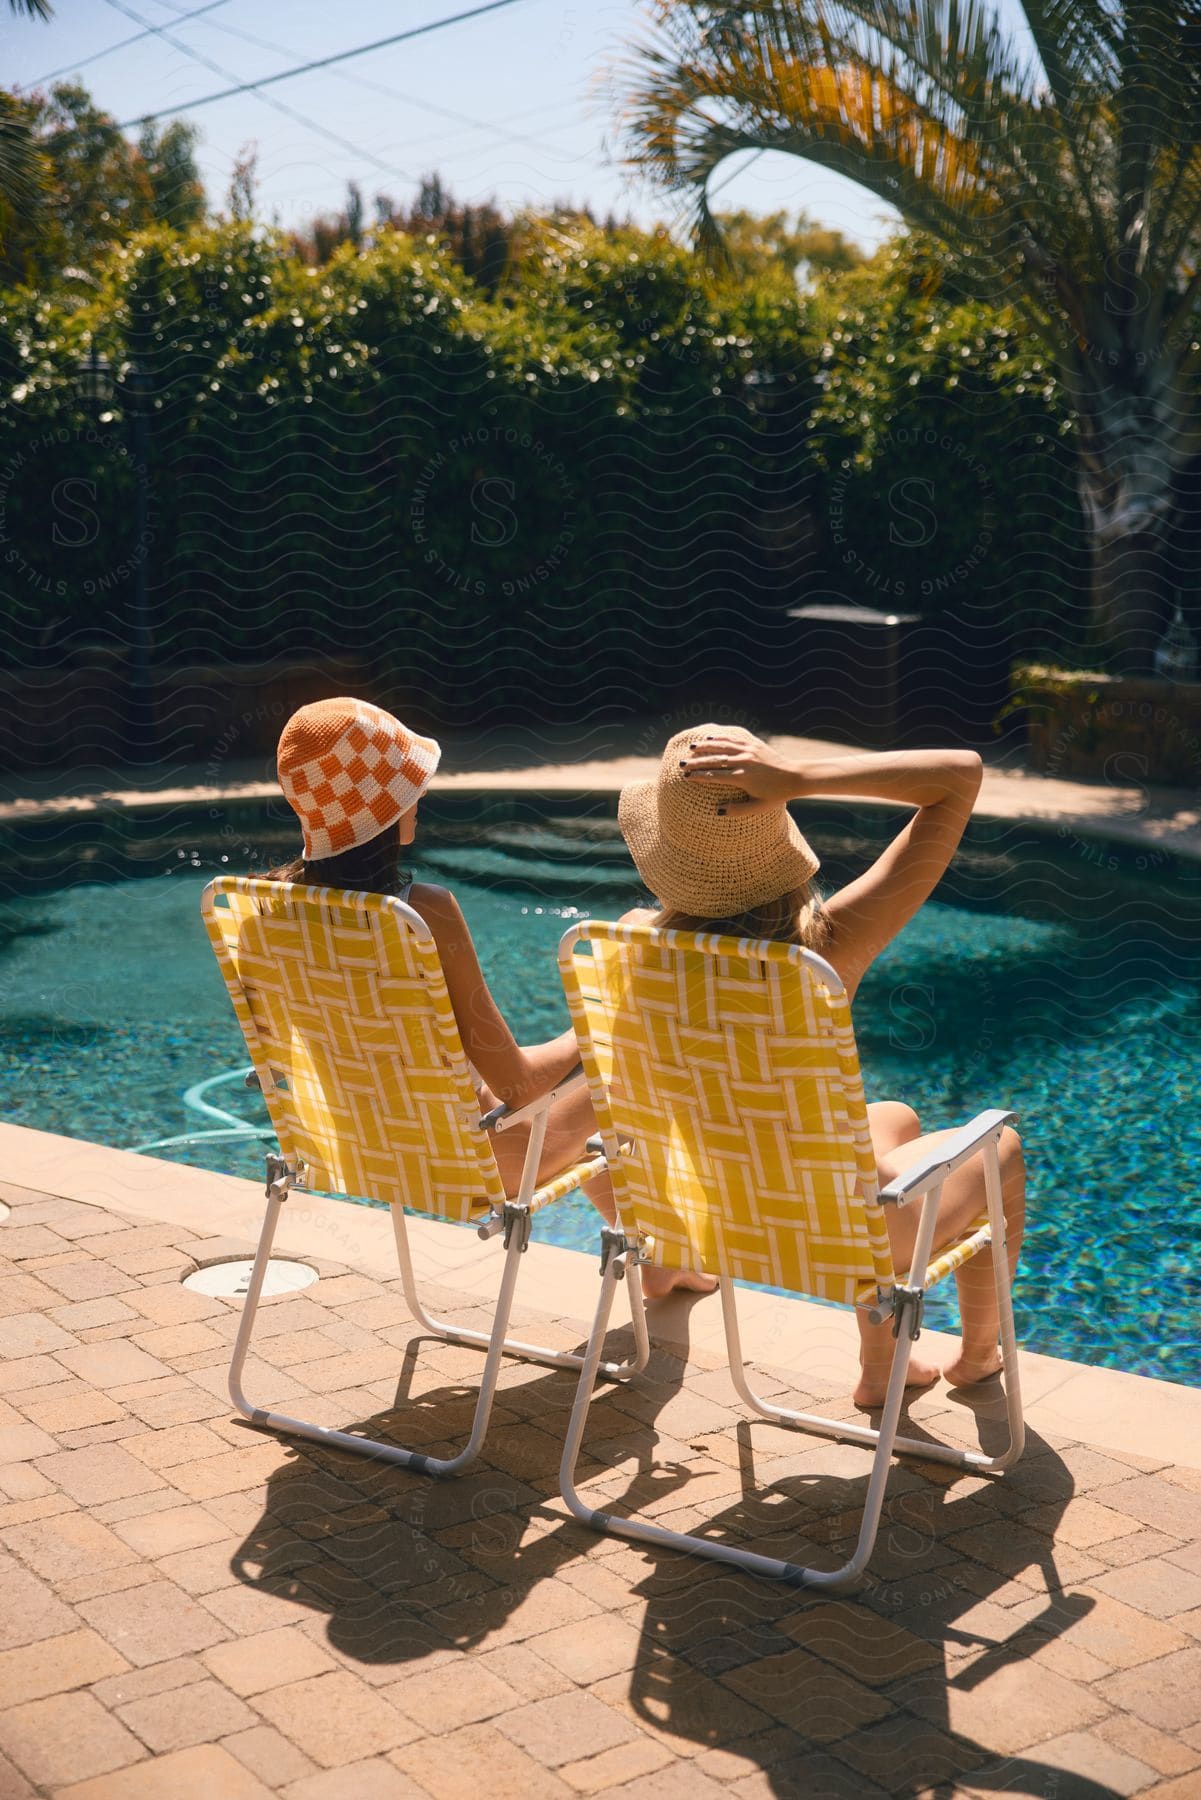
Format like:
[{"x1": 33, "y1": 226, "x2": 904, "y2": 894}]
[{"x1": 184, "y1": 1258, "x2": 317, "y2": 1299}]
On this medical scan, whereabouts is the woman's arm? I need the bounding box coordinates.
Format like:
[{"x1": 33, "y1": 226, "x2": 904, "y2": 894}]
[
  {"x1": 682, "y1": 736, "x2": 981, "y2": 811},
  {"x1": 407, "y1": 883, "x2": 579, "y2": 1109},
  {"x1": 683, "y1": 735, "x2": 983, "y2": 996}
]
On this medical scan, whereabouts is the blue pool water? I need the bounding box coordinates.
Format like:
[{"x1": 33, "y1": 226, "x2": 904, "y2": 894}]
[{"x1": 2, "y1": 799, "x2": 1198, "y2": 1382}]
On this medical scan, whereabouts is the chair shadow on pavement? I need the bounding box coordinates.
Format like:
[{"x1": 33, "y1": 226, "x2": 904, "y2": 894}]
[{"x1": 230, "y1": 1310, "x2": 1118, "y2": 1799}]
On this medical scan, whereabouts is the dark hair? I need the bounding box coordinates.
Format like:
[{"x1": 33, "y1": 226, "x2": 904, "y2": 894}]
[
  {"x1": 654, "y1": 880, "x2": 831, "y2": 951},
  {"x1": 266, "y1": 819, "x2": 409, "y2": 898}
]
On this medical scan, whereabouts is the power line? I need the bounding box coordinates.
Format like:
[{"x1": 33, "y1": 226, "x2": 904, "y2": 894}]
[
  {"x1": 144, "y1": 1, "x2": 582, "y2": 164},
  {"x1": 709, "y1": 150, "x2": 765, "y2": 200},
  {"x1": 381, "y1": 96, "x2": 587, "y2": 158},
  {"x1": 98, "y1": 0, "x2": 416, "y2": 182},
  {"x1": 26, "y1": 0, "x2": 230, "y2": 88},
  {"x1": 370, "y1": 86, "x2": 582, "y2": 165},
  {"x1": 33, "y1": 0, "x2": 586, "y2": 219},
  {"x1": 114, "y1": 0, "x2": 530, "y2": 130}
]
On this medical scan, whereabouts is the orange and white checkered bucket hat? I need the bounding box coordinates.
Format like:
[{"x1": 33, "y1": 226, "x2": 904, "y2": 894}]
[{"x1": 276, "y1": 697, "x2": 441, "y2": 862}]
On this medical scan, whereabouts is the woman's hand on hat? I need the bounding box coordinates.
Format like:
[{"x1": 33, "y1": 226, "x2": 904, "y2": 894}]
[{"x1": 680, "y1": 733, "x2": 801, "y2": 812}]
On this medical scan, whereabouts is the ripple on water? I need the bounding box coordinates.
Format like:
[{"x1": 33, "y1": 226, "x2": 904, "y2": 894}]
[{"x1": 1, "y1": 815, "x2": 1197, "y2": 1384}]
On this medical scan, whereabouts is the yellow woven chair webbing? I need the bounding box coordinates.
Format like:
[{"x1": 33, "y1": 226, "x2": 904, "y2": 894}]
[
  {"x1": 562, "y1": 925, "x2": 896, "y2": 1307},
  {"x1": 204, "y1": 878, "x2": 507, "y2": 1223}
]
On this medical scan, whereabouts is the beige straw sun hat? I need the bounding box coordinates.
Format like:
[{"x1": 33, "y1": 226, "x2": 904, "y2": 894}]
[{"x1": 619, "y1": 725, "x2": 819, "y2": 917}]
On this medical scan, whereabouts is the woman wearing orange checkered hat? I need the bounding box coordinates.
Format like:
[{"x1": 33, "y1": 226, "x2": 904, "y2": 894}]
[{"x1": 271, "y1": 697, "x2": 711, "y2": 1301}]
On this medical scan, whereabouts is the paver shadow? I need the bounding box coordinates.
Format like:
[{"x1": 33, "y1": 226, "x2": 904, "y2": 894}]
[{"x1": 228, "y1": 1321, "x2": 1117, "y2": 1796}]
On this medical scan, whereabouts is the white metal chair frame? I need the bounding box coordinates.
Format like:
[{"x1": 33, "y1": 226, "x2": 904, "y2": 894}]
[
  {"x1": 202, "y1": 878, "x2": 650, "y2": 1480},
  {"x1": 556, "y1": 927, "x2": 1025, "y2": 1590}
]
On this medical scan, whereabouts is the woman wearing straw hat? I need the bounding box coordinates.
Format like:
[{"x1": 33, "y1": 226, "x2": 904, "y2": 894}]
[
  {"x1": 270, "y1": 697, "x2": 709, "y2": 1302},
  {"x1": 618, "y1": 724, "x2": 1026, "y2": 1406}
]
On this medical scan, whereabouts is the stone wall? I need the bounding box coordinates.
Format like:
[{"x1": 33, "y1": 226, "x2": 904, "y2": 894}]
[{"x1": 1014, "y1": 666, "x2": 1201, "y2": 787}]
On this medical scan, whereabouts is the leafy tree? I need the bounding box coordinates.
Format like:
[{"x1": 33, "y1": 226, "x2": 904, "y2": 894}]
[
  {"x1": 138, "y1": 119, "x2": 205, "y2": 233},
  {"x1": 1, "y1": 124, "x2": 1101, "y2": 741},
  {"x1": 0, "y1": 93, "x2": 41, "y2": 248},
  {"x1": 345, "y1": 181, "x2": 364, "y2": 250},
  {"x1": 0, "y1": 215, "x2": 825, "y2": 729},
  {"x1": 290, "y1": 174, "x2": 637, "y2": 293},
  {"x1": 0, "y1": 81, "x2": 206, "y2": 284},
  {"x1": 384, "y1": 174, "x2": 517, "y2": 295},
  {"x1": 623, "y1": 1, "x2": 1201, "y2": 673},
  {"x1": 290, "y1": 172, "x2": 519, "y2": 289},
  {"x1": 290, "y1": 181, "x2": 372, "y2": 265},
  {"x1": 1, "y1": 83, "x2": 141, "y2": 283},
  {"x1": 0, "y1": 0, "x2": 51, "y2": 233},
  {"x1": 714, "y1": 207, "x2": 864, "y2": 290},
  {"x1": 225, "y1": 141, "x2": 258, "y2": 223},
  {"x1": 806, "y1": 234, "x2": 1082, "y2": 654}
]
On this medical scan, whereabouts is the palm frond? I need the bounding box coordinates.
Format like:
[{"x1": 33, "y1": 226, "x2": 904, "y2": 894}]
[
  {"x1": 851, "y1": 0, "x2": 1113, "y2": 261},
  {"x1": 1153, "y1": 169, "x2": 1201, "y2": 311},
  {"x1": 0, "y1": 92, "x2": 44, "y2": 237},
  {"x1": 1115, "y1": 5, "x2": 1173, "y2": 256},
  {"x1": 623, "y1": 4, "x2": 1096, "y2": 302},
  {"x1": 1019, "y1": 0, "x2": 1120, "y2": 108},
  {"x1": 625, "y1": 1, "x2": 1201, "y2": 369},
  {"x1": 1123, "y1": 4, "x2": 1201, "y2": 284},
  {"x1": 870, "y1": 0, "x2": 1114, "y2": 259}
]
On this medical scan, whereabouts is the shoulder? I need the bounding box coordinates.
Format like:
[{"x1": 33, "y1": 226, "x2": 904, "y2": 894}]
[
  {"x1": 402, "y1": 884, "x2": 489, "y2": 993},
  {"x1": 404, "y1": 882, "x2": 470, "y2": 946},
  {"x1": 618, "y1": 906, "x2": 659, "y2": 926},
  {"x1": 405, "y1": 880, "x2": 458, "y2": 920}
]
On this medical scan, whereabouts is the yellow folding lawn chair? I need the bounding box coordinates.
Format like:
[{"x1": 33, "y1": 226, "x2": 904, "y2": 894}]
[
  {"x1": 200, "y1": 876, "x2": 649, "y2": 1476},
  {"x1": 556, "y1": 920, "x2": 1024, "y2": 1589}
]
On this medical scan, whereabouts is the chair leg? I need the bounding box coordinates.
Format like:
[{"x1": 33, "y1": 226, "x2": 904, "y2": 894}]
[
  {"x1": 558, "y1": 1169, "x2": 1024, "y2": 1590},
  {"x1": 980, "y1": 1133, "x2": 1025, "y2": 1470},
  {"x1": 719, "y1": 1146, "x2": 1025, "y2": 1476},
  {"x1": 389, "y1": 1203, "x2": 650, "y2": 1380},
  {"x1": 557, "y1": 1251, "x2": 902, "y2": 1590},
  {"x1": 719, "y1": 1278, "x2": 993, "y2": 1472},
  {"x1": 228, "y1": 1197, "x2": 526, "y2": 1476}
]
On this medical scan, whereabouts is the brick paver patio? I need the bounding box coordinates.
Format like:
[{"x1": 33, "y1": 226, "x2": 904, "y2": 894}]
[{"x1": 2, "y1": 1177, "x2": 1200, "y2": 1799}]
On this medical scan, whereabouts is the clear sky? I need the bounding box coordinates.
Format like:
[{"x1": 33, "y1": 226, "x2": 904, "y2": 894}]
[
  {"x1": 2, "y1": 0, "x2": 1036, "y2": 250},
  {"x1": 0, "y1": 0, "x2": 1037, "y2": 250}
]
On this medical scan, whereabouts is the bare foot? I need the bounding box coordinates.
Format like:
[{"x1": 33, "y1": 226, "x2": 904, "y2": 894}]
[
  {"x1": 943, "y1": 1348, "x2": 1004, "y2": 1387},
  {"x1": 853, "y1": 1355, "x2": 942, "y2": 1409},
  {"x1": 639, "y1": 1266, "x2": 719, "y2": 1302}
]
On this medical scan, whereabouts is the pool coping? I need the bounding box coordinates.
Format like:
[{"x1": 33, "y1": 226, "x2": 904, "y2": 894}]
[
  {"x1": 2, "y1": 734, "x2": 1199, "y2": 862},
  {"x1": 3, "y1": 1119, "x2": 1197, "y2": 1473}
]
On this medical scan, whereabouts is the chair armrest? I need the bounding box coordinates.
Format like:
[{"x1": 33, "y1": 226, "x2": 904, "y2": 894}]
[
  {"x1": 478, "y1": 1063, "x2": 586, "y2": 1135},
  {"x1": 878, "y1": 1108, "x2": 1017, "y2": 1206}
]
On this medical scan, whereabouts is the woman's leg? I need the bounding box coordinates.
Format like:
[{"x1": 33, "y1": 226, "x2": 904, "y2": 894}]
[
  {"x1": 484, "y1": 1081, "x2": 715, "y2": 1299},
  {"x1": 482, "y1": 1077, "x2": 596, "y2": 1195},
  {"x1": 577, "y1": 1159, "x2": 716, "y2": 1300},
  {"x1": 855, "y1": 1103, "x2": 942, "y2": 1406},
  {"x1": 855, "y1": 1117, "x2": 1026, "y2": 1407},
  {"x1": 944, "y1": 1130, "x2": 1025, "y2": 1386}
]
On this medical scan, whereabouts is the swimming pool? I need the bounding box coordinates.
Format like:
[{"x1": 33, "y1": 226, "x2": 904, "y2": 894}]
[{"x1": 3, "y1": 793, "x2": 1198, "y2": 1383}]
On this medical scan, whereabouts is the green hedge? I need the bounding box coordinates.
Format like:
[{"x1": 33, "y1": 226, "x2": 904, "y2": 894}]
[
  {"x1": 803, "y1": 239, "x2": 1083, "y2": 654},
  {"x1": 0, "y1": 221, "x2": 1082, "y2": 729}
]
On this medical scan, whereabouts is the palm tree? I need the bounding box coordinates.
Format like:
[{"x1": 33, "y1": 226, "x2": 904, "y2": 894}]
[
  {"x1": 623, "y1": 1, "x2": 1201, "y2": 673},
  {"x1": 1, "y1": 0, "x2": 54, "y2": 232}
]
